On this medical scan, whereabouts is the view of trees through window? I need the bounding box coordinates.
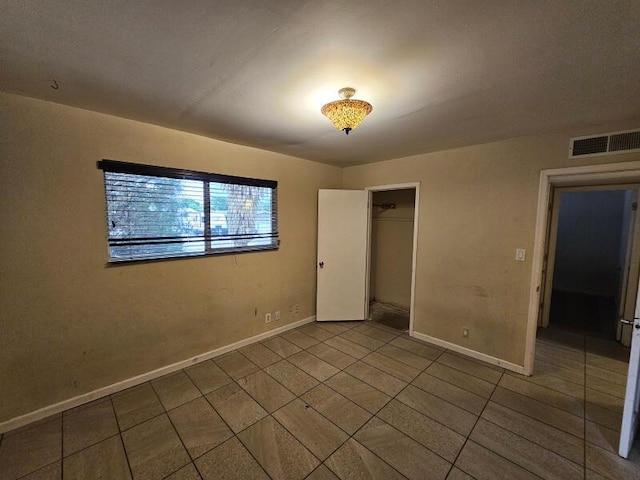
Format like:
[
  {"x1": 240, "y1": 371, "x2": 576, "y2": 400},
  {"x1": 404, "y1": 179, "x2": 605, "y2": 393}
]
[{"x1": 100, "y1": 163, "x2": 277, "y2": 262}]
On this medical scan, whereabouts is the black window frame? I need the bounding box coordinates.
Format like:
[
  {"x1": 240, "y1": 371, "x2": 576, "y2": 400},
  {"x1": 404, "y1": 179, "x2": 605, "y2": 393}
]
[{"x1": 98, "y1": 159, "x2": 279, "y2": 264}]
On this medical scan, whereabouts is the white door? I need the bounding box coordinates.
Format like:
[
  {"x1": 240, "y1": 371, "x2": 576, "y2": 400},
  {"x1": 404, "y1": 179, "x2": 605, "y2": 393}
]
[
  {"x1": 317, "y1": 189, "x2": 368, "y2": 321},
  {"x1": 619, "y1": 293, "x2": 640, "y2": 457}
]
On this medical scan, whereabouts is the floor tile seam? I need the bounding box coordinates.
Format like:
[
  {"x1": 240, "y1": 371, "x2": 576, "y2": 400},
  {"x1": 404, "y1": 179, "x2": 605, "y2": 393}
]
[
  {"x1": 495, "y1": 381, "x2": 585, "y2": 419},
  {"x1": 358, "y1": 353, "x2": 421, "y2": 385},
  {"x1": 340, "y1": 363, "x2": 407, "y2": 399},
  {"x1": 260, "y1": 359, "x2": 321, "y2": 396},
  {"x1": 584, "y1": 388, "x2": 626, "y2": 410},
  {"x1": 372, "y1": 347, "x2": 433, "y2": 372},
  {"x1": 421, "y1": 367, "x2": 496, "y2": 400},
  {"x1": 183, "y1": 368, "x2": 233, "y2": 398},
  {"x1": 11, "y1": 459, "x2": 60, "y2": 480},
  {"x1": 115, "y1": 429, "x2": 135, "y2": 480},
  {"x1": 433, "y1": 359, "x2": 504, "y2": 386},
  {"x1": 536, "y1": 338, "x2": 586, "y2": 355},
  {"x1": 503, "y1": 373, "x2": 587, "y2": 402},
  {"x1": 369, "y1": 408, "x2": 463, "y2": 466},
  {"x1": 113, "y1": 409, "x2": 166, "y2": 434},
  {"x1": 446, "y1": 370, "x2": 507, "y2": 480},
  {"x1": 237, "y1": 377, "x2": 298, "y2": 415},
  {"x1": 483, "y1": 398, "x2": 586, "y2": 443},
  {"x1": 506, "y1": 366, "x2": 586, "y2": 390},
  {"x1": 60, "y1": 431, "x2": 121, "y2": 460},
  {"x1": 468, "y1": 375, "x2": 577, "y2": 480},
  {"x1": 584, "y1": 373, "x2": 627, "y2": 389},
  {"x1": 454, "y1": 439, "x2": 546, "y2": 480},
  {"x1": 408, "y1": 376, "x2": 487, "y2": 417},
  {"x1": 221, "y1": 351, "x2": 262, "y2": 378},
  {"x1": 303, "y1": 343, "x2": 359, "y2": 371},
  {"x1": 319, "y1": 380, "x2": 393, "y2": 429},
  {"x1": 585, "y1": 384, "x2": 626, "y2": 401},
  {"x1": 476, "y1": 414, "x2": 587, "y2": 468},
  {"x1": 390, "y1": 386, "x2": 472, "y2": 442},
  {"x1": 442, "y1": 349, "x2": 505, "y2": 373},
  {"x1": 260, "y1": 336, "x2": 303, "y2": 357},
  {"x1": 218, "y1": 434, "x2": 273, "y2": 480},
  {"x1": 162, "y1": 398, "x2": 206, "y2": 473},
  {"x1": 583, "y1": 362, "x2": 630, "y2": 377}
]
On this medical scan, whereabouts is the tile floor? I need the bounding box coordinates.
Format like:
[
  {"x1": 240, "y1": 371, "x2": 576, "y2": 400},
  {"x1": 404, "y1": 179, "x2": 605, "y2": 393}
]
[{"x1": 1, "y1": 321, "x2": 639, "y2": 480}]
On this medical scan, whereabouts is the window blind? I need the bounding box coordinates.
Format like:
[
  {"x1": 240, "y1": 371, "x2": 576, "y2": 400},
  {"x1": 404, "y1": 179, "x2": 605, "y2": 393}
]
[{"x1": 98, "y1": 160, "x2": 279, "y2": 262}]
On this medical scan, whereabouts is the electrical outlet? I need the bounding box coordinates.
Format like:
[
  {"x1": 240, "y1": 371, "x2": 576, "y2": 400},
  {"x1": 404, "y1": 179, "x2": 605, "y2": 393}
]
[
  {"x1": 274, "y1": 310, "x2": 281, "y2": 321},
  {"x1": 462, "y1": 328, "x2": 469, "y2": 338},
  {"x1": 294, "y1": 304, "x2": 299, "y2": 314},
  {"x1": 265, "y1": 313, "x2": 272, "y2": 324}
]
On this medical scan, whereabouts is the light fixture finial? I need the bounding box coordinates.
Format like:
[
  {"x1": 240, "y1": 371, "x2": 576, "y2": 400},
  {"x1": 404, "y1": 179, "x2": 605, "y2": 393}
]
[{"x1": 321, "y1": 88, "x2": 372, "y2": 135}]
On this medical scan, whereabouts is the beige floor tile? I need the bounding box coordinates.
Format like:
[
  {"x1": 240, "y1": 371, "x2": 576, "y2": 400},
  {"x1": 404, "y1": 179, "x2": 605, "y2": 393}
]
[
  {"x1": 168, "y1": 397, "x2": 233, "y2": 459},
  {"x1": 305, "y1": 465, "x2": 339, "y2": 480},
  {"x1": 121, "y1": 414, "x2": 189, "y2": 480},
  {"x1": 239, "y1": 343, "x2": 283, "y2": 368},
  {"x1": 377, "y1": 399, "x2": 465, "y2": 462},
  {"x1": 455, "y1": 440, "x2": 541, "y2": 480},
  {"x1": 315, "y1": 322, "x2": 353, "y2": 335},
  {"x1": 586, "y1": 420, "x2": 619, "y2": 453},
  {"x1": 261, "y1": 336, "x2": 302, "y2": 358},
  {"x1": 585, "y1": 401, "x2": 622, "y2": 432},
  {"x1": 265, "y1": 359, "x2": 319, "y2": 396},
  {"x1": 195, "y1": 437, "x2": 268, "y2": 480},
  {"x1": 586, "y1": 364, "x2": 627, "y2": 387},
  {"x1": 586, "y1": 375, "x2": 626, "y2": 399},
  {"x1": 535, "y1": 351, "x2": 585, "y2": 377},
  {"x1": 537, "y1": 327, "x2": 585, "y2": 351},
  {"x1": 586, "y1": 353, "x2": 629, "y2": 376},
  {"x1": 306, "y1": 343, "x2": 358, "y2": 370},
  {"x1": 586, "y1": 387, "x2": 624, "y2": 414},
  {"x1": 470, "y1": 418, "x2": 583, "y2": 479},
  {"x1": 152, "y1": 371, "x2": 201, "y2": 411},
  {"x1": 446, "y1": 467, "x2": 475, "y2": 480},
  {"x1": 586, "y1": 337, "x2": 630, "y2": 360},
  {"x1": 427, "y1": 362, "x2": 496, "y2": 398},
  {"x1": 164, "y1": 463, "x2": 201, "y2": 480},
  {"x1": 376, "y1": 344, "x2": 432, "y2": 370},
  {"x1": 345, "y1": 361, "x2": 407, "y2": 396},
  {"x1": 299, "y1": 324, "x2": 336, "y2": 342},
  {"x1": 214, "y1": 352, "x2": 260, "y2": 380},
  {"x1": 0, "y1": 416, "x2": 61, "y2": 480},
  {"x1": 325, "y1": 439, "x2": 405, "y2": 480},
  {"x1": 339, "y1": 330, "x2": 385, "y2": 350},
  {"x1": 238, "y1": 416, "x2": 319, "y2": 480},
  {"x1": 481, "y1": 401, "x2": 584, "y2": 465},
  {"x1": 390, "y1": 336, "x2": 444, "y2": 360},
  {"x1": 301, "y1": 384, "x2": 372, "y2": 435},
  {"x1": 586, "y1": 442, "x2": 640, "y2": 479},
  {"x1": 535, "y1": 358, "x2": 585, "y2": 385},
  {"x1": 20, "y1": 462, "x2": 60, "y2": 480},
  {"x1": 112, "y1": 383, "x2": 164, "y2": 431},
  {"x1": 491, "y1": 386, "x2": 584, "y2": 438},
  {"x1": 184, "y1": 361, "x2": 232, "y2": 394},
  {"x1": 352, "y1": 323, "x2": 400, "y2": 343},
  {"x1": 205, "y1": 383, "x2": 267, "y2": 433},
  {"x1": 288, "y1": 351, "x2": 340, "y2": 381},
  {"x1": 537, "y1": 342, "x2": 585, "y2": 365},
  {"x1": 413, "y1": 372, "x2": 487, "y2": 415},
  {"x1": 585, "y1": 469, "x2": 608, "y2": 480},
  {"x1": 63, "y1": 435, "x2": 131, "y2": 480},
  {"x1": 396, "y1": 385, "x2": 477, "y2": 436},
  {"x1": 499, "y1": 374, "x2": 583, "y2": 417},
  {"x1": 324, "y1": 336, "x2": 372, "y2": 359},
  {"x1": 325, "y1": 371, "x2": 391, "y2": 413},
  {"x1": 436, "y1": 352, "x2": 503, "y2": 383},
  {"x1": 361, "y1": 351, "x2": 421, "y2": 383},
  {"x1": 281, "y1": 329, "x2": 320, "y2": 349},
  {"x1": 355, "y1": 417, "x2": 451, "y2": 480},
  {"x1": 508, "y1": 369, "x2": 584, "y2": 400},
  {"x1": 237, "y1": 370, "x2": 295, "y2": 413},
  {"x1": 273, "y1": 399, "x2": 348, "y2": 460},
  {"x1": 63, "y1": 399, "x2": 119, "y2": 456}
]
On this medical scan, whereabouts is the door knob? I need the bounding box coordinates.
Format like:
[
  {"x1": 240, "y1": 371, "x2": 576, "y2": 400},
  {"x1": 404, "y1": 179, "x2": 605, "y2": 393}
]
[{"x1": 319, "y1": 261, "x2": 324, "y2": 268}]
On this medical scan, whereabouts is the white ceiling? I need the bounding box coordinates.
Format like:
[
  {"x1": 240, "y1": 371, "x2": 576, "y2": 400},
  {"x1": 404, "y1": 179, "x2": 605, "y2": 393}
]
[{"x1": 2, "y1": 1, "x2": 639, "y2": 166}]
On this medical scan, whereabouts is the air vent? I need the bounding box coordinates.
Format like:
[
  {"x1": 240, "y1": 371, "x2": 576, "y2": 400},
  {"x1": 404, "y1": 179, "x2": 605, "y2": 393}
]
[{"x1": 569, "y1": 129, "x2": 640, "y2": 159}]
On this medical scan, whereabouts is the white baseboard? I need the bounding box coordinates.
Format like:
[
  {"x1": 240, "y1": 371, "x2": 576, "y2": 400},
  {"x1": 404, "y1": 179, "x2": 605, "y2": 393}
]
[
  {"x1": 411, "y1": 331, "x2": 526, "y2": 375},
  {"x1": 0, "y1": 316, "x2": 316, "y2": 434}
]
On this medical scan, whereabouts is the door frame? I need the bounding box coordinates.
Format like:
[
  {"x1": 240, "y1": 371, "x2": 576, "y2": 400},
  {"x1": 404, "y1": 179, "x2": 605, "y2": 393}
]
[
  {"x1": 524, "y1": 161, "x2": 640, "y2": 375},
  {"x1": 364, "y1": 182, "x2": 420, "y2": 335}
]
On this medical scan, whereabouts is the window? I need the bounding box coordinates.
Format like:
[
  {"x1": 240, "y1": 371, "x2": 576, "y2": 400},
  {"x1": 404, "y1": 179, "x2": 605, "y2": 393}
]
[{"x1": 98, "y1": 160, "x2": 278, "y2": 262}]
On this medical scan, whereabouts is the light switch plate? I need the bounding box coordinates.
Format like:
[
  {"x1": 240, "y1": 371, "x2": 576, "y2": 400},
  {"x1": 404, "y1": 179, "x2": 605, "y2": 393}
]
[{"x1": 515, "y1": 248, "x2": 526, "y2": 261}]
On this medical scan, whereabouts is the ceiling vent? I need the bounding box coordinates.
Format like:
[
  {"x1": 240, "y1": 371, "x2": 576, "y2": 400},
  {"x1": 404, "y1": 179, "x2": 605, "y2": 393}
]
[{"x1": 569, "y1": 129, "x2": 640, "y2": 159}]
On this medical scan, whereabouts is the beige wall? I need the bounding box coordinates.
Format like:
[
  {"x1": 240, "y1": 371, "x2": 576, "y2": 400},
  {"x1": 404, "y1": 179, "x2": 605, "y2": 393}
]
[
  {"x1": 344, "y1": 130, "x2": 640, "y2": 365},
  {"x1": 0, "y1": 93, "x2": 341, "y2": 423},
  {"x1": 370, "y1": 189, "x2": 415, "y2": 308}
]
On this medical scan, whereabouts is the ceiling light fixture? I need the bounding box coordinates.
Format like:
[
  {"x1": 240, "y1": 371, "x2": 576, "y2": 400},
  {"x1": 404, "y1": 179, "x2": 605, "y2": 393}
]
[{"x1": 321, "y1": 87, "x2": 372, "y2": 135}]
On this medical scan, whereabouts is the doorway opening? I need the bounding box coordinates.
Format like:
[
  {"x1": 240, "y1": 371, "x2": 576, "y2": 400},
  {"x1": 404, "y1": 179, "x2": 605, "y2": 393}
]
[
  {"x1": 365, "y1": 184, "x2": 419, "y2": 333},
  {"x1": 541, "y1": 187, "x2": 638, "y2": 344}
]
